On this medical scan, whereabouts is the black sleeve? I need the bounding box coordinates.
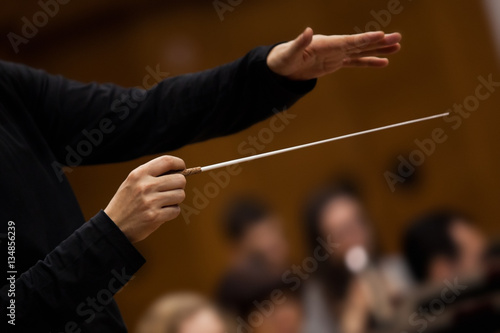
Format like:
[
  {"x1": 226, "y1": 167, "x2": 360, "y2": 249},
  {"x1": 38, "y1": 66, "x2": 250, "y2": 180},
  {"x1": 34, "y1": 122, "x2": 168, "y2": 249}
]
[
  {"x1": 0, "y1": 45, "x2": 316, "y2": 165},
  {"x1": 0, "y1": 211, "x2": 145, "y2": 331}
]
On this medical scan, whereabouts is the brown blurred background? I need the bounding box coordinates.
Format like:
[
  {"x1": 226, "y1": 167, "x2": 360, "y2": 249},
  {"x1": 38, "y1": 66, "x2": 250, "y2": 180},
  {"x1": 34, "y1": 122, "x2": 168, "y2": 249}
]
[{"x1": 2, "y1": 0, "x2": 499, "y2": 329}]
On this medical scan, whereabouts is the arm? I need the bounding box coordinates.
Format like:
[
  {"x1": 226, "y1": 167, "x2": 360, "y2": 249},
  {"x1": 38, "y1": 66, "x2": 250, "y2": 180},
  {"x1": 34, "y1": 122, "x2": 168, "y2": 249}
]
[
  {"x1": 1, "y1": 28, "x2": 400, "y2": 166},
  {"x1": 0, "y1": 156, "x2": 185, "y2": 330},
  {"x1": 341, "y1": 278, "x2": 371, "y2": 333},
  {"x1": 0, "y1": 45, "x2": 316, "y2": 166},
  {"x1": 1, "y1": 211, "x2": 145, "y2": 331}
]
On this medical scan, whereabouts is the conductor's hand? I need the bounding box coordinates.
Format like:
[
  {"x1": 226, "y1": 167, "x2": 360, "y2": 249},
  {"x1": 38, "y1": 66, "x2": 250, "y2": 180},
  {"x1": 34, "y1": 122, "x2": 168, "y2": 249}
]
[
  {"x1": 105, "y1": 156, "x2": 186, "y2": 243},
  {"x1": 267, "y1": 27, "x2": 402, "y2": 81}
]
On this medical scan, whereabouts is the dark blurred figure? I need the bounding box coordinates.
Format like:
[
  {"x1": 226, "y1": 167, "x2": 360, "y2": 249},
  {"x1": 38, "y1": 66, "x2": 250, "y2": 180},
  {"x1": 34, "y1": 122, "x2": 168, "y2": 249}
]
[
  {"x1": 216, "y1": 195, "x2": 290, "y2": 322},
  {"x1": 255, "y1": 293, "x2": 303, "y2": 333},
  {"x1": 389, "y1": 209, "x2": 500, "y2": 333},
  {"x1": 302, "y1": 181, "x2": 412, "y2": 333},
  {"x1": 136, "y1": 293, "x2": 226, "y2": 333},
  {"x1": 403, "y1": 210, "x2": 487, "y2": 283},
  {"x1": 226, "y1": 279, "x2": 304, "y2": 333}
]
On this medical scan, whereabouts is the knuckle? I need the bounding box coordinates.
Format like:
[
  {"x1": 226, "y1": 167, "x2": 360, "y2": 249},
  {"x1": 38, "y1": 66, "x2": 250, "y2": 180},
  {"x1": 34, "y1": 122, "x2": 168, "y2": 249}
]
[
  {"x1": 137, "y1": 183, "x2": 149, "y2": 194},
  {"x1": 161, "y1": 155, "x2": 174, "y2": 166},
  {"x1": 174, "y1": 174, "x2": 187, "y2": 188},
  {"x1": 127, "y1": 169, "x2": 141, "y2": 182},
  {"x1": 164, "y1": 174, "x2": 186, "y2": 189},
  {"x1": 176, "y1": 190, "x2": 186, "y2": 202},
  {"x1": 144, "y1": 196, "x2": 156, "y2": 207},
  {"x1": 163, "y1": 155, "x2": 185, "y2": 170},
  {"x1": 144, "y1": 209, "x2": 157, "y2": 222},
  {"x1": 138, "y1": 195, "x2": 148, "y2": 208},
  {"x1": 140, "y1": 180, "x2": 156, "y2": 194},
  {"x1": 356, "y1": 36, "x2": 366, "y2": 46},
  {"x1": 177, "y1": 158, "x2": 186, "y2": 170}
]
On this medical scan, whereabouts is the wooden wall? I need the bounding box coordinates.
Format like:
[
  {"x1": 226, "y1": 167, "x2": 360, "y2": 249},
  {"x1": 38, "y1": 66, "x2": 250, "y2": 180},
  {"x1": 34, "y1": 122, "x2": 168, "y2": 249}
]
[{"x1": 2, "y1": 0, "x2": 499, "y2": 329}]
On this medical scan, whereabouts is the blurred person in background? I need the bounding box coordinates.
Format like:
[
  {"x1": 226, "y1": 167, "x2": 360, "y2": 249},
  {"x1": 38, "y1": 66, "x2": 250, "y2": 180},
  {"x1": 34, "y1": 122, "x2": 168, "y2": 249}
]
[
  {"x1": 136, "y1": 293, "x2": 226, "y2": 333},
  {"x1": 249, "y1": 289, "x2": 304, "y2": 333},
  {"x1": 390, "y1": 210, "x2": 500, "y2": 333},
  {"x1": 216, "y1": 195, "x2": 290, "y2": 317},
  {"x1": 223, "y1": 277, "x2": 304, "y2": 333},
  {"x1": 302, "y1": 181, "x2": 412, "y2": 333},
  {"x1": 403, "y1": 210, "x2": 487, "y2": 284}
]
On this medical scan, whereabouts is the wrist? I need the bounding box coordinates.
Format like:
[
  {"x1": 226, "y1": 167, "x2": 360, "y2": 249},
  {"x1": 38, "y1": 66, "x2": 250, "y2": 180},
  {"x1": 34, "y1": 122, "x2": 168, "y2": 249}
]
[
  {"x1": 266, "y1": 43, "x2": 291, "y2": 78},
  {"x1": 103, "y1": 208, "x2": 133, "y2": 242}
]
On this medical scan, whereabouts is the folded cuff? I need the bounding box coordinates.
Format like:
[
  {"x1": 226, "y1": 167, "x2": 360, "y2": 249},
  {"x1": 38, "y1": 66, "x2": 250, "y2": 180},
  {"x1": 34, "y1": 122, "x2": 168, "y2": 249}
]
[{"x1": 91, "y1": 210, "x2": 146, "y2": 273}]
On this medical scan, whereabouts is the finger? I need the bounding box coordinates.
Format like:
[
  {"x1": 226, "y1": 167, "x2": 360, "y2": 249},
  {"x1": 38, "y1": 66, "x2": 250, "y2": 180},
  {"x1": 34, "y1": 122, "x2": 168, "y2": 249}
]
[
  {"x1": 349, "y1": 33, "x2": 402, "y2": 54},
  {"x1": 342, "y1": 31, "x2": 385, "y2": 52},
  {"x1": 349, "y1": 43, "x2": 401, "y2": 57},
  {"x1": 289, "y1": 27, "x2": 314, "y2": 55},
  {"x1": 158, "y1": 205, "x2": 182, "y2": 221},
  {"x1": 373, "y1": 32, "x2": 402, "y2": 46},
  {"x1": 153, "y1": 189, "x2": 186, "y2": 208},
  {"x1": 142, "y1": 155, "x2": 186, "y2": 177},
  {"x1": 155, "y1": 173, "x2": 187, "y2": 192},
  {"x1": 345, "y1": 32, "x2": 401, "y2": 54},
  {"x1": 342, "y1": 57, "x2": 389, "y2": 68},
  {"x1": 383, "y1": 32, "x2": 402, "y2": 44}
]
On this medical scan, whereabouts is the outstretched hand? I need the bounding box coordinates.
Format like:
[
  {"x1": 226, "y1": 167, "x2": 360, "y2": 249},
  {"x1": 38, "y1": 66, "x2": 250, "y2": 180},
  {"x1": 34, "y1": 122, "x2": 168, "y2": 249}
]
[{"x1": 267, "y1": 27, "x2": 402, "y2": 81}]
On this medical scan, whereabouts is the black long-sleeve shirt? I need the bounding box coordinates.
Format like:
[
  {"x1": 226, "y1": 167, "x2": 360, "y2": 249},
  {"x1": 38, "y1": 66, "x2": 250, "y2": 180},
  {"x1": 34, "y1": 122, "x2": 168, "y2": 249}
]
[{"x1": 0, "y1": 45, "x2": 316, "y2": 332}]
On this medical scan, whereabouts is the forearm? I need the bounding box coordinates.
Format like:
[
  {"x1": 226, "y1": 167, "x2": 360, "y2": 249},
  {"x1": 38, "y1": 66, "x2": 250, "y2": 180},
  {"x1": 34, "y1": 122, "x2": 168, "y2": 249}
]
[
  {"x1": 1, "y1": 211, "x2": 144, "y2": 330},
  {"x1": 65, "y1": 45, "x2": 315, "y2": 164},
  {"x1": 1, "y1": 45, "x2": 316, "y2": 166}
]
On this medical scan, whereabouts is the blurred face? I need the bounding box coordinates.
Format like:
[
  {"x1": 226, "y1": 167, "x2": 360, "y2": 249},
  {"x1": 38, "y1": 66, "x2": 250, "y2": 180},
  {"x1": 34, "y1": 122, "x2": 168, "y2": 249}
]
[
  {"x1": 256, "y1": 299, "x2": 303, "y2": 333},
  {"x1": 178, "y1": 308, "x2": 226, "y2": 333},
  {"x1": 240, "y1": 217, "x2": 289, "y2": 271},
  {"x1": 450, "y1": 220, "x2": 487, "y2": 275},
  {"x1": 319, "y1": 196, "x2": 371, "y2": 261}
]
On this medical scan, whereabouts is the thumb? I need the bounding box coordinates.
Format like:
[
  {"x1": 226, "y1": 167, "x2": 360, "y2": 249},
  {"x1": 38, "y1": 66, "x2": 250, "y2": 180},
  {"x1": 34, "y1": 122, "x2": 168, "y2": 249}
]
[{"x1": 289, "y1": 27, "x2": 314, "y2": 55}]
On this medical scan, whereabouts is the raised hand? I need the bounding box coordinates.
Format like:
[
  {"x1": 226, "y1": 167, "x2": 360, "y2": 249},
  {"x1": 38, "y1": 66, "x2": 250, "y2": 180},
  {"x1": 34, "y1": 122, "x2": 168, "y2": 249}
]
[{"x1": 267, "y1": 27, "x2": 402, "y2": 81}]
